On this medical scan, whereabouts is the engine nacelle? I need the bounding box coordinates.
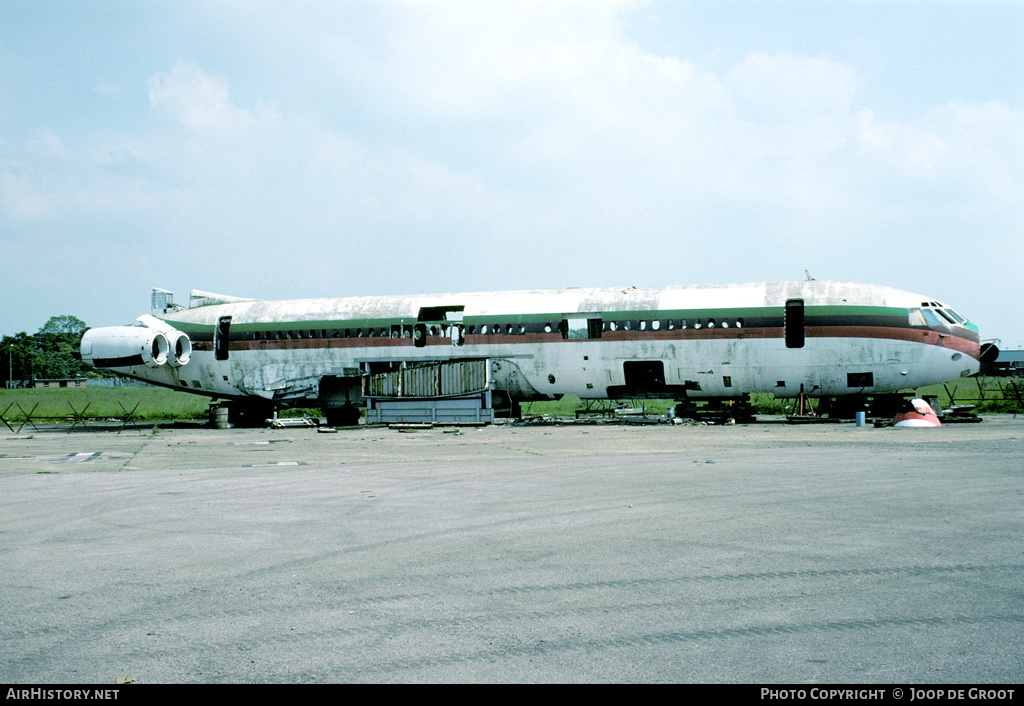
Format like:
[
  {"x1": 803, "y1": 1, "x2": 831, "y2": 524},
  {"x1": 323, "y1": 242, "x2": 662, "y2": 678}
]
[
  {"x1": 135, "y1": 315, "x2": 191, "y2": 366},
  {"x1": 980, "y1": 341, "x2": 1000, "y2": 365},
  {"x1": 80, "y1": 326, "x2": 171, "y2": 369},
  {"x1": 164, "y1": 330, "x2": 192, "y2": 367}
]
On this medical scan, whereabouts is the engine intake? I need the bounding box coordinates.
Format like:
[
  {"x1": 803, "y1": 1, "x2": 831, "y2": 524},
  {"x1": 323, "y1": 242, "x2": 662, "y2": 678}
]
[
  {"x1": 165, "y1": 330, "x2": 192, "y2": 367},
  {"x1": 980, "y1": 341, "x2": 1000, "y2": 365},
  {"x1": 135, "y1": 315, "x2": 192, "y2": 366},
  {"x1": 81, "y1": 326, "x2": 172, "y2": 369}
]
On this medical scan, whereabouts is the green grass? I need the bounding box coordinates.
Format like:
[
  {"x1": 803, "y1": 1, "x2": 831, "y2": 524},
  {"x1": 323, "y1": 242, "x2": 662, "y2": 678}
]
[
  {"x1": 0, "y1": 386, "x2": 210, "y2": 422},
  {"x1": 520, "y1": 395, "x2": 670, "y2": 417},
  {"x1": 520, "y1": 378, "x2": 1023, "y2": 418},
  {"x1": 522, "y1": 395, "x2": 779, "y2": 417},
  {"x1": 3, "y1": 376, "x2": 1017, "y2": 425},
  {"x1": 913, "y1": 377, "x2": 1023, "y2": 414},
  {"x1": 522, "y1": 394, "x2": 791, "y2": 417}
]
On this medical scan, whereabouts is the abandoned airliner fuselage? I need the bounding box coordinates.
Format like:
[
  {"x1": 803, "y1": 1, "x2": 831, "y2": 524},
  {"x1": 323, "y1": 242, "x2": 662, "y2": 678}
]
[{"x1": 80, "y1": 281, "x2": 988, "y2": 424}]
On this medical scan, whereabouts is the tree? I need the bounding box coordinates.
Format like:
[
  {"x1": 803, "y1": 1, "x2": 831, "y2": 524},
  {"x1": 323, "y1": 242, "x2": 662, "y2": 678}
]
[
  {"x1": 2, "y1": 332, "x2": 38, "y2": 387},
  {"x1": 38, "y1": 315, "x2": 89, "y2": 338},
  {"x1": 35, "y1": 316, "x2": 92, "y2": 380},
  {"x1": 2, "y1": 316, "x2": 95, "y2": 386}
]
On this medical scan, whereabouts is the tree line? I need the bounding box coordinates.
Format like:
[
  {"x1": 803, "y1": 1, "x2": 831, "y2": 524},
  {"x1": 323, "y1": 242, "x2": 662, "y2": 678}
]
[{"x1": 1, "y1": 315, "x2": 110, "y2": 386}]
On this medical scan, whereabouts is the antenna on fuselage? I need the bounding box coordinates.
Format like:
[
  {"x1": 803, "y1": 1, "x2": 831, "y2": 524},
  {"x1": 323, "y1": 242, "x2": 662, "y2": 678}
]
[{"x1": 804, "y1": 270, "x2": 815, "y2": 281}]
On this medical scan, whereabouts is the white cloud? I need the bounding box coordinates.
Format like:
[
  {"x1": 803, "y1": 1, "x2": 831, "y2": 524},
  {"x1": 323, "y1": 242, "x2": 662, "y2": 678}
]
[
  {"x1": 346, "y1": 0, "x2": 640, "y2": 117},
  {"x1": 727, "y1": 51, "x2": 860, "y2": 121},
  {"x1": 0, "y1": 169, "x2": 50, "y2": 221},
  {"x1": 2, "y1": 0, "x2": 1021, "y2": 341},
  {"x1": 148, "y1": 60, "x2": 255, "y2": 133}
]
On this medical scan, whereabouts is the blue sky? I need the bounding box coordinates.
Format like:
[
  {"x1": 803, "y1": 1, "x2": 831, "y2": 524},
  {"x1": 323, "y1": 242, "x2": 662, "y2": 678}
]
[{"x1": 2, "y1": 0, "x2": 1022, "y2": 347}]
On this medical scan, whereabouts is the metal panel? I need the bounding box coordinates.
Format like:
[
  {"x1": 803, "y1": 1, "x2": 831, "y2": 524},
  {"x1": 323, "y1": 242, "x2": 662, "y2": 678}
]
[
  {"x1": 366, "y1": 391, "x2": 494, "y2": 425},
  {"x1": 406, "y1": 364, "x2": 437, "y2": 396},
  {"x1": 439, "y1": 359, "x2": 488, "y2": 396},
  {"x1": 367, "y1": 359, "x2": 489, "y2": 399},
  {"x1": 367, "y1": 370, "x2": 400, "y2": 397}
]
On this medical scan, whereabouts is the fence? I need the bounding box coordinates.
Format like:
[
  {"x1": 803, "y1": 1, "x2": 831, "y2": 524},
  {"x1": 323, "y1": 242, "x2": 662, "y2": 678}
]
[
  {"x1": 1, "y1": 400, "x2": 144, "y2": 434},
  {"x1": 941, "y1": 377, "x2": 1023, "y2": 416}
]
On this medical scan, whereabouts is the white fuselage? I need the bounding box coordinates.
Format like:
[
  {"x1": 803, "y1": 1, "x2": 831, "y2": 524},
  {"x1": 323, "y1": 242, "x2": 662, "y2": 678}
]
[{"x1": 81, "y1": 281, "x2": 983, "y2": 407}]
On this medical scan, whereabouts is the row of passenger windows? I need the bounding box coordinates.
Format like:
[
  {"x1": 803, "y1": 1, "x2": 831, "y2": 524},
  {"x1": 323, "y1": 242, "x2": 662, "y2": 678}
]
[
  {"x1": 238, "y1": 307, "x2": 961, "y2": 342},
  {"x1": 244, "y1": 318, "x2": 747, "y2": 341},
  {"x1": 250, "y1": 325, "x2": 459, "y2": 340},
  {"x1": 605, "y1": 318, "x2": 744, "y2": 332},
  {"x1": 252, "y1": 328, "x2": 405, "y2": 341},
  {"x1": 474, "y1": 319, "x2": 746, "y2": 335},
  {"x1": 250, "y1": 326, "x2": 458, "y2": 341}
]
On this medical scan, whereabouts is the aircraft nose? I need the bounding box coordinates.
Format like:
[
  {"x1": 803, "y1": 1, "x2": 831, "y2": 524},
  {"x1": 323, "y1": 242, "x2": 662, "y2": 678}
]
[{"x1": 954, "y1": 318, "x2": 986, "y2": 362}]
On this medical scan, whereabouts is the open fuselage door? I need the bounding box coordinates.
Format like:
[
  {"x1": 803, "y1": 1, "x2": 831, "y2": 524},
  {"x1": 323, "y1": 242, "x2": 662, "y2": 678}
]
[{"x1": 415, "y1": 305, "x2": 466, "y2": 348}]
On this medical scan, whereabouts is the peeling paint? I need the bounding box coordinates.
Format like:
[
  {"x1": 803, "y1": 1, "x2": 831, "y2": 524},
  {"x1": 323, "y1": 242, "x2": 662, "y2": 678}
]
[{"x1": 81, "y1": 281, "x2": 983, "y2": 410}]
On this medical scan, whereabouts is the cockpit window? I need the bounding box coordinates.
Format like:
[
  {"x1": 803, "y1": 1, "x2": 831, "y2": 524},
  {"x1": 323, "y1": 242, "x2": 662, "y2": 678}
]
[
  {"x1": 920, "y1": 309, "x2": 942, "y2": 326},
  {"x1": 943, "y1": 309, "x2": 966, "y2": 325},
  {"x1": 910, "y1": 306, "x2": 966, "y2": 328}
]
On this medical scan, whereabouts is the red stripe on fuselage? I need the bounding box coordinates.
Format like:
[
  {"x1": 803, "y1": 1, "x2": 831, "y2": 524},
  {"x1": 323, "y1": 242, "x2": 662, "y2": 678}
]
[{"x1": 200, "y1": 326, "x2": 979, "y2": 360}]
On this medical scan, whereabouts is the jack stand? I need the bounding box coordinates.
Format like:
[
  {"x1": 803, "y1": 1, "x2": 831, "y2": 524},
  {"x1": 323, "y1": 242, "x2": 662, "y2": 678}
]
[{"x1": 794, "y1": 392, "x2": 816, "y2": 417}]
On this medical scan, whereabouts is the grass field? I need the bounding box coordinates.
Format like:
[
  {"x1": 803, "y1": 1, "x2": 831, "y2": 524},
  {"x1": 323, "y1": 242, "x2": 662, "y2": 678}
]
[
  {"x1": 2, "y1": 377, "x2": 1019, "y2": 425},
  {"x1": 915, "y1": 376, "x2": 1023, "y2": 414},
  {"x1": 510, "y1": 377, "x2": 1023, "y2": 418},
  {"x1": 520, "y1": 395, "x2": 786, "y2": 417},
  {"x1": 0, "y1": 386, "x2": 209, "y2": 423}
]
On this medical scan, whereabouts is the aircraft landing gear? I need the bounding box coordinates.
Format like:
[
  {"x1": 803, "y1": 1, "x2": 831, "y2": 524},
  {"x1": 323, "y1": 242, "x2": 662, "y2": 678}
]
[
  {"x1": 228, "y1": 401, "x2": 277, "y2": 428},
  {"x1": 671, "y1": 396, "x2": 756, "y2": 424},
  {"x1": 207, "y1": 400, "x2": 278, "y2": 428},
  {"x1": 324, "y1": 402, "x2": 361, "y2": 427}
]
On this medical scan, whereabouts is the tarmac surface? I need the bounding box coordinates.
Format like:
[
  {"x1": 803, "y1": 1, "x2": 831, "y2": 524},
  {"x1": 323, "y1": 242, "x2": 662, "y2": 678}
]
[{"x1": 1, "y1": 415, "x2": 1023, "y2": 684}]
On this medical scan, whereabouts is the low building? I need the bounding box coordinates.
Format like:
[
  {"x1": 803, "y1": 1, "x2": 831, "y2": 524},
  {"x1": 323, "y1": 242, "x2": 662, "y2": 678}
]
[
  {"x1": 31, "y1": 378, "x2": 89, "y2": 388},
  {"x1": 982, "y1": 349, "x2": 1024, "y2": 377}
]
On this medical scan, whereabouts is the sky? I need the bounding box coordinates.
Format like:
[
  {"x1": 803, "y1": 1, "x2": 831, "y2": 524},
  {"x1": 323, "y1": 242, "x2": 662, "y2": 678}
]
[{"x1": 2, "y1": 0, "x2": 1022, "y2": 347}]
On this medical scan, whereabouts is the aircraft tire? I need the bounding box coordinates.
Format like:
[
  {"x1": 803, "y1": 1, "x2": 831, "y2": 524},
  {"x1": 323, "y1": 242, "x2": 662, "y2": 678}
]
[{"x1": 325, "y1": 404, "x2": 361, "y2": 427}]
